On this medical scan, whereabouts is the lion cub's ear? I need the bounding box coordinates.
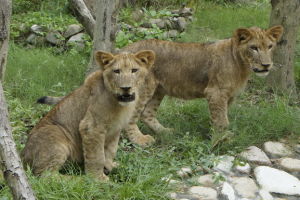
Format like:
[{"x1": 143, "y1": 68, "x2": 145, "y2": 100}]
[
  {"x1": 234, "y1": 28, "x2": 252, "y2": 44},
  {"x1": 266, "y1": 25, "x2": 284, "y2": 42},
  {"x1": 95, "y1": 51, "x2": 115, "y2": 68},
  {"x1": 134, "y1": 50, "x2": 156, "y2": 68}
]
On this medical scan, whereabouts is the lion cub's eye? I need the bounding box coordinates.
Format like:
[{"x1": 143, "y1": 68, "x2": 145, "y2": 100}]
[
  {"x1": 132, "y1": 69, "x2": 138, "y2": 73},
  {"x1": 250, "y1": 46, "x2": 258, "y2": 51},
  {"x1": 268, "y1": 44, "x2": 273, "y2": 49},
  {"x1": 113, "y1": 69, "x2": 120, "y2": 74}
]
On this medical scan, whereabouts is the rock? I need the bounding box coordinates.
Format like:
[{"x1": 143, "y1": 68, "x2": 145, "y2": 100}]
[
  {"x1": 122, "y1": 23, "x2": 134, "y2": 31},
  {"x1": 220, "y1": 182, "x2": 236, "y2": 200},
  {"x1": 64, "y1": 24, "x2": 84, "y2": 38},
  {"x1": 30, "y1": 24, "x2": 43, "y2": 34},
  {"x1": 259, "y1": 189, "x2": 274, "y2": 200},
  {"x1": 263, "y1": 141, "x2": 293, "y2": 159},
  {"x1": 179, "y1": 7, "x2": 193, "y2": 17},
  {"x1": 66, "y1": 33, "x2": 85, "y2": 51},
  {"x1": 141, "y1": 21, "x2": 151, "y2": 28},
  {"x1": 189, "y1": 186, "x2": 218, "y2": 200},
  {"x1": 177, "y1": 17, "x2": 187, "y2": 32},
  {"x1": 197, "y1": 174, "x2": 214, "y2": 186},
  {"x1": 195, "y1": 166, "x2": 203, "y2": 173},
  {"x1": 231, "y1": 177, "x2": 259, "y2": 199},
  {"x1": 163, "y1": 30, "x2": 179, "y2": 38},
  {"x1": 197, "y1": 174, "x2": 217, "y2": 187},
  {"x1": 177, "y1": 167, "x2": 192, "y2": 178},
  {"x1": 171, "y1": 9, "x2": 180, "y2": 15},
  {"x1": 240, "y1": 146, "x2": 272, "y2": 166},
  {"x1": 277, "y1": 158, "x2": 300, "y2": 172},
  {"x1": 26, "y1": 33, "x2": 45, "y2": 46},
  {"x1": 175, "y1": 193, "x2": 202, "y2": 200},
  {"x1": 142, "y1": 18, "x2": 172, "y2": 29},
  {"x1": 150, "y1": 18, "x2": 164, "y2": 28},
  {"x1": 132, "y1": 9, "x2": 144, "y2": 22},
  {"x1": 46, "y1": 31, "x2": 64, "y2": 45},
  {"x1": 294, "y1": 144, "x2": 300, "y2": 154},
  {"x1": 233, "y1": 162, "x2": 251, "y2": 175},
  {"x1": 213, "y1": 155, "x2": 234, "y2": 175},
  {"x1": 168, "y1": 192, "x2": 178, "y2": 199},
  {"x1": 164, "y1": 19, "x2": 172, "y2": 29},
  {"x1": 136, "y1": 27, "x2": 148, "y2": 33},
  {"x1": 254, "y1": 166, "x2": 300, "y2": 195}
]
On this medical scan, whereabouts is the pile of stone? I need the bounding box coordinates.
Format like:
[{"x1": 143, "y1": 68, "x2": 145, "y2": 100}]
[
  {"x1": 166, "y1": 141, "x2": 300, "y2": 200},
  {"x1": 22, "y1": 7, "x2": 193, "y2": 49},
  {"x1": 26, "y1": 24, "x2": 87, "y2": 51},
  {"x1": 123, "y1": 7, "x2": 193, "y2": 40},
  {"x1": 141, "y1": 7, "x2": 193, "y2": 31}
]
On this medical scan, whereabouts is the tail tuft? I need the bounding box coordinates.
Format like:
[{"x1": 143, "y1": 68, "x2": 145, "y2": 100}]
[{"x1": 36, "y1": 96, "x2": 48, "y2": 104}]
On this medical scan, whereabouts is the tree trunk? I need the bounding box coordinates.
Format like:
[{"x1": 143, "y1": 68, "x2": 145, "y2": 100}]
[
  {"x1": 0, "y1": 81, "x2": 36, "y2": 199},
  {"x1": 86, "y1": 0, "x2": 119, "y2": 74},
  {"x1": 0, "y1": 0, "x2": 11, "y2": 80},
  {"x1": 69, "y1": 0, "x2": 96, "y2": 38},
  {"x1": 0, "y1": 0, "x2": 36, "y2": 199},
  {"x1": 267, "y1": 0, "x2": 300, "y2": 97}
]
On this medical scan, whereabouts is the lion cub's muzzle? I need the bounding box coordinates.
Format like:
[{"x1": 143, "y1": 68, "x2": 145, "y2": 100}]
[
  {"x1": 117, "y1": 93, "x2": 135, "y2": 102},
  {"x1": 117, "y1": 87, "x2": 135, "y2": 102},
  {"x1": 252, "y1": 63, "x2": 272, "y2": 76}
]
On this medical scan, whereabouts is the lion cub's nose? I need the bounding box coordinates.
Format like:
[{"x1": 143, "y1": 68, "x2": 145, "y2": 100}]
[{"x1": 120, "y1": 87, "x2": 131, "y2": 92}]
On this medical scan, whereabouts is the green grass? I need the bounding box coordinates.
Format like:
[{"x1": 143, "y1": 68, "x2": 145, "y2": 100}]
[
  {"x1": 1, "y1": 1, "x2": 300, "y2": 199},
  {"x1": 181, "y1": 1, "x2": 270, "y2": 42},
  {"x1": 4, "y1": 44, "x2": 87, "y2": 105}
]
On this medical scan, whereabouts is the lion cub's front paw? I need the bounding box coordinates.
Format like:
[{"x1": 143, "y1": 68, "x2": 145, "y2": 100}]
[
  {"x1": 132, "y1": 134, "x2": 155, "y2": 147},
  {"x1": 104, "y1": 161, "x2": 119, "y2": 172}
]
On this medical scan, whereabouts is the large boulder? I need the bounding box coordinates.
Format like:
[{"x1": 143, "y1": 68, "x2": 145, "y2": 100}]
[{"x1": 64, "y1": 24, "x2": 84, "y2": 39}]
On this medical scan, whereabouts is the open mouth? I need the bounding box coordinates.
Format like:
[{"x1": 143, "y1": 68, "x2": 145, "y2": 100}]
[
  {"x1": 117, "y1": 93, "x2": 135, "y2": 102},
  {"x1": 253, "y1": 68, "x2": 269, "y2": 73}
]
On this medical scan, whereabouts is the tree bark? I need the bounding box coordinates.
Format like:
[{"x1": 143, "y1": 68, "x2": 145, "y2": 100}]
[
  {"x1": 0, "y1": 0, "x2": 36, "y2": 199},
  {"x1": 0, "y1": 0, "x2": 11, "y2": 80},
  {"x1": 0, "y1": 81, "x2": 36, "y2": 199},
  {"x1": 86, "y1": 0, "x2": 119, "y2": 74},
  {"x1": 69, "y1": 0, "x2": 96, "y2": 38},
  {"x1": 267, "y1": 0, "x2": 300, "y2": 97}
]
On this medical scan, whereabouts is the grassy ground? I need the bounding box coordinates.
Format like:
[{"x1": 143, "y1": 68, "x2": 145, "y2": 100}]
[{"x1": 1, "y1": 1, "x2": 300, "y2": 199}]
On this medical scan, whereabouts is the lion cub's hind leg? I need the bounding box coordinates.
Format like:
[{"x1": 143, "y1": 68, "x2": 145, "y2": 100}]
[{"x1": 22, "y1": 125, "x2": 71, "y2": 176}]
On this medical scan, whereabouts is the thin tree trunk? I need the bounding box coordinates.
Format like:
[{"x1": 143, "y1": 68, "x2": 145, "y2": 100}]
[
  {"x1": 86, "y1": 0, "x2": 119, "y2": 74},
  {"x1": 0, "y1": 0, "x2": 11, "y2": 80},
  {"x1": 0, "y1": 82, "x2": 36, "y2": 199},
  {"x1": 69, "y1": 0, "x2": 96, "y2": 38},
  {"x1": 267, "y1": 0, "x2": 300, "y2": 97},
  {"x1": 0, "y1": 0, "x2": 36, "y2": 199}
]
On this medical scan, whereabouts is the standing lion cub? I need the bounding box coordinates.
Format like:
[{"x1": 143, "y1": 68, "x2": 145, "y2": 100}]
[{"x1": 21, "y1": 50, "x2": 155, "y2": 180}]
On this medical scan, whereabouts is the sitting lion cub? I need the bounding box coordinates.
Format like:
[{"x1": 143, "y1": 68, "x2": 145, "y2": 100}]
[{"x1": 21, "y1": 50, "x2": 155, "y2": 180}]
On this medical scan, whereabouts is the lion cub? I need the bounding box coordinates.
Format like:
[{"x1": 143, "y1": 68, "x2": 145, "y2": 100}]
[{"x1": 21, "y1": 50, "x2": 155, "y2": 180}]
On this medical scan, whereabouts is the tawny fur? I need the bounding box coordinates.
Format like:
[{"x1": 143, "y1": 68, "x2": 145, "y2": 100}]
[
  {"x1": 37, "y1": 26, "x2": 284, "y2": 146},
  {"x1": 21, "y1": 50, "x2": 155, "y2": 180}
]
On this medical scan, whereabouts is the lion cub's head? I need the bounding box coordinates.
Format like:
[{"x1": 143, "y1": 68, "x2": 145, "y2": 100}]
[
  {"x1": 95, "y1": 50, "x2": 155, "y2": 106},
  {"x1": 234, "y1": 25, "x2": 283, "y2": 77}
]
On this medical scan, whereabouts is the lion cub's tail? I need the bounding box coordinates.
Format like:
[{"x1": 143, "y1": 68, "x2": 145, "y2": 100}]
[{"x1": 36, "y1": 96, "x2": 64, "y2": 105}]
